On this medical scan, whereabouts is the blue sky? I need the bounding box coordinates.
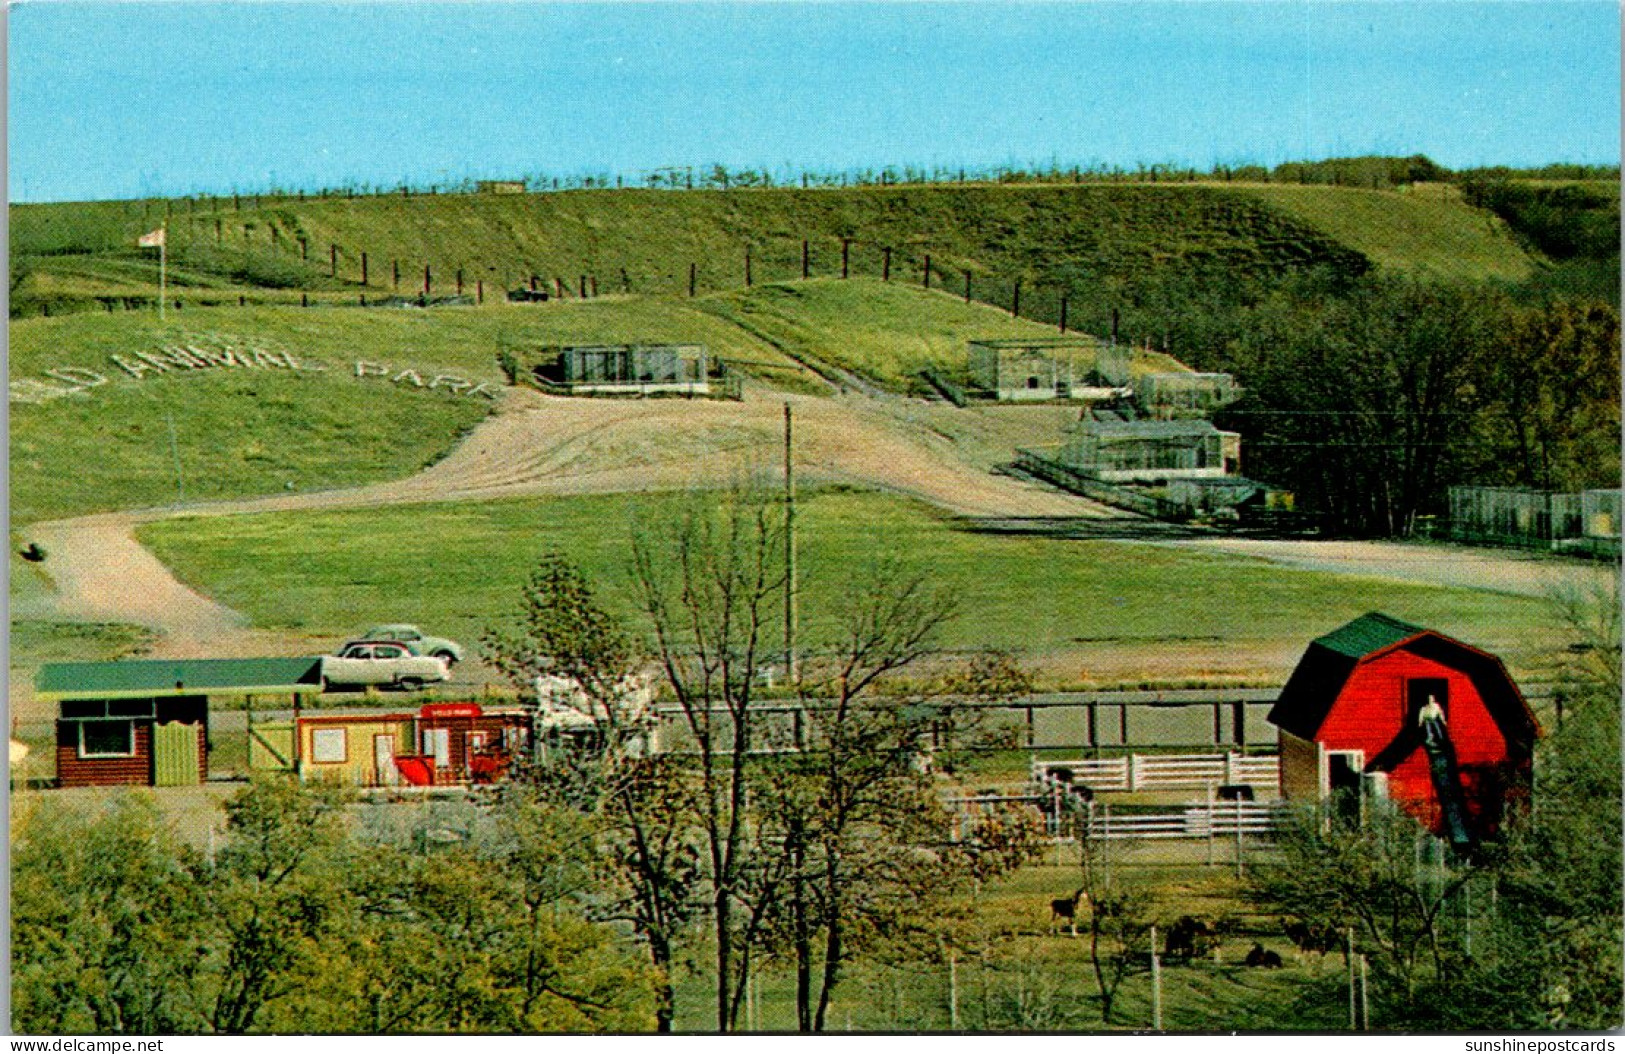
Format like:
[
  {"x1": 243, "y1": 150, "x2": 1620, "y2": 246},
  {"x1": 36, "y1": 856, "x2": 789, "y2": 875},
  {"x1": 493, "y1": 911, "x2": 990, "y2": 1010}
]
[{"x1": 8, "y1": 1, "x2": 1620, "y2": 202}]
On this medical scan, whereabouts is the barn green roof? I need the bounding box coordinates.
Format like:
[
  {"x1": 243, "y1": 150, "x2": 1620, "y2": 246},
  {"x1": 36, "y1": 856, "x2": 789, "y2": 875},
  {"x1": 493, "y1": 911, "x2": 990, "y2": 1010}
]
[
  {"x1": 1269, "y1": 613, "x2": 1538, "y2": 748},
  {"x1": 1313, "y1": 612, "x2": 1427, "y2": 659},
  {"x1": 36, "y1": 657, "x2": 324, "y2": 701}
]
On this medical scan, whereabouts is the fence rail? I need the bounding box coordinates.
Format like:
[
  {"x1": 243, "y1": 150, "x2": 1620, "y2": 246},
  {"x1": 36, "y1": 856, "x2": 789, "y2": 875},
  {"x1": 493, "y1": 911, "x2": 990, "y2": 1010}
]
[{"x1": 1033, "y1": 751, "x2": 1278, "y2": 793}]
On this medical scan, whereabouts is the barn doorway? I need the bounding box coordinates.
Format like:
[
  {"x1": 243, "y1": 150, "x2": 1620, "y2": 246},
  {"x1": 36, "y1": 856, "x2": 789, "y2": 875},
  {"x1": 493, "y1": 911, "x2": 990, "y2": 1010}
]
[
  {"x1": 1327, "y1": 749, "x2": 1365, "y2": 823},
  {"x1": 1407, "y1": 678, "x2": 1449, "y2": 725}
]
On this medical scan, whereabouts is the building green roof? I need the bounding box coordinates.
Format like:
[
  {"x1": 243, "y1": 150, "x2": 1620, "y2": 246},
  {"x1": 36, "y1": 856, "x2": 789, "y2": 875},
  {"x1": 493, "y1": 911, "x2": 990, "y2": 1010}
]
[
  {"x1": 37, "y1": 657, "x2": 324, "y2": 701},
  {"x1": 1312, "y1": 612, "x2": 1427, "y2": 659}
]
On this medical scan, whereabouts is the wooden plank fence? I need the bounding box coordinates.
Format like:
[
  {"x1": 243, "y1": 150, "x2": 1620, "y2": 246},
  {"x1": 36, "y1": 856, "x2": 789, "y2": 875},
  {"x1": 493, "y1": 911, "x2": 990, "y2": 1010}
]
[{"x1": 1033, "y1": 751, "x2": 1278, "y2": 793}]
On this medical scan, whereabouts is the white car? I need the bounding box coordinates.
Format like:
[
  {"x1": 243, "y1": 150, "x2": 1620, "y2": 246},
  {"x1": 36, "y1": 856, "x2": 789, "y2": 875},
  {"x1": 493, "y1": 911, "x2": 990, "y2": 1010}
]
[{"x1": 322, "y1": 641, "x2": 450, "y2": 691}]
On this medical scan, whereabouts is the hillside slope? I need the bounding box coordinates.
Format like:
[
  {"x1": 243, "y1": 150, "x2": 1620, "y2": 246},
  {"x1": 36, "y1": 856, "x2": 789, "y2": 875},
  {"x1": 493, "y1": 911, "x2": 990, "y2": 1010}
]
[
  {"x1": 9, "y1": 280, "x2": 1110, "y2": 524},
  {"x1": 12, "y1": 181, "x2": 1537, "y2": 320}
]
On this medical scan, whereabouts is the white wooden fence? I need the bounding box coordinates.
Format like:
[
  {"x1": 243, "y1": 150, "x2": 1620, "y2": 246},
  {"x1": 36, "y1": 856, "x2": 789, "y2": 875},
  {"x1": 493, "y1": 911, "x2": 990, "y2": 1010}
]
[
  {"x1": 1078, "y1": 798, "x2": 1284, "y2": 841},
  {"x1": 1032, "y1": 751, "x2": 1278, "y2": 793}
]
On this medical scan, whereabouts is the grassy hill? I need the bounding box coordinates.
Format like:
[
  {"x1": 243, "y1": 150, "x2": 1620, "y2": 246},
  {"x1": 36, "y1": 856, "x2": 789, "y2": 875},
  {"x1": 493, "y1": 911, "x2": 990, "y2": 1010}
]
[
  {"x1": 12, "y1": 181, "x2": 1540, "y2": 321},
  {"x1": 8, "y1": 279, "x2": 1124, "y2": 524}
]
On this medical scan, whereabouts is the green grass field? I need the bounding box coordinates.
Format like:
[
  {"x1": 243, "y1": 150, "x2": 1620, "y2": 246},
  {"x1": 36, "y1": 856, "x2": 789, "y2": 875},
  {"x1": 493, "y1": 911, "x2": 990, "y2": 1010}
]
[{"x1": 135, "y1": 489, "x2": 1563, "y2": 684}]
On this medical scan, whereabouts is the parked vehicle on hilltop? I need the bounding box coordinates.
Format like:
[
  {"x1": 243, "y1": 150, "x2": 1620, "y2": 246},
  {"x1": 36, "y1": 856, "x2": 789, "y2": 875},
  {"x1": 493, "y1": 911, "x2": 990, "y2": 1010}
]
[{"x1": 322, "y1": 641, "x2": 450, "y2": 691}]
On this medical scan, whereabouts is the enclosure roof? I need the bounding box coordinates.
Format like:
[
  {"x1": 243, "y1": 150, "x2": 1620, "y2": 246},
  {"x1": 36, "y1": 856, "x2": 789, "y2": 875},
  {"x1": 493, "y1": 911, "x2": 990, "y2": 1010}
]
[
  {"x1": 1268, "y1": 613, "x2": 1539, "y2": 749},
  {"x1": 37, "y1": 657, "x2": 324, "y2": 701},
  {"x1": 1073, "y1": 419, "x2": 1224, "y2": 438},
  {"x1": 967, "y1": 337, "x2": 1098, "y2": 349}
]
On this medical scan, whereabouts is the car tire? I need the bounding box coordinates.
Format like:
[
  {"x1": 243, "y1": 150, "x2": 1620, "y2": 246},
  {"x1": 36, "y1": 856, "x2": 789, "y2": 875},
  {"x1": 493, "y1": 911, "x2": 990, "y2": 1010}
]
[
  {"x1": 398, "y1": 677, "x2": 425, "y2": 692},
  {"x1": 321, "y1": 676, "x2": 333, "y2": 694},
  {"x1": 432, "y1": 650, "x2": 458, "y2": 668}
]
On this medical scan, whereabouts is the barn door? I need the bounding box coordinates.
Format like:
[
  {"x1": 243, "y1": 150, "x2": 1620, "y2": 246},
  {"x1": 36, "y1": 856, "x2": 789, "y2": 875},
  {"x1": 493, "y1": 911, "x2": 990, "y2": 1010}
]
[{"x1": 153, "y1": 722, "x2": 201, "y2": 786}]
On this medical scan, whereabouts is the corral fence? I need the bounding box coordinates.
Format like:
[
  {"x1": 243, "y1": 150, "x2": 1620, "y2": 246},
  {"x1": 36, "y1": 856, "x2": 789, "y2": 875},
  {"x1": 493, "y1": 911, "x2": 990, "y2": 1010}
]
[
  {"x1": 1032, "y1": 751, "x2": 1278, "y2": 794},
  {"x1": 946, "y1": 780, "x2": 1287, "y2": 853},
  {"x1": 646, "y1": 688, "x2": 1287, "y2": 757}
]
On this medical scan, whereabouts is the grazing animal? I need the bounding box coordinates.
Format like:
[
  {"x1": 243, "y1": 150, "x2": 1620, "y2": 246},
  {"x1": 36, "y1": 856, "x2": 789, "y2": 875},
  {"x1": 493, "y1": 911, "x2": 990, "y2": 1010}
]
[
  {"x1": 1050, "y1": 888, "x2": 1089, "y2": 936},
  {"x1": 1245, "y1": 943, "x2": 1283, "y2": 968},
  {"x1": 1162, "y1": 915, "x2": 1218, "y2": 962},
  {"x1": 1285, "y1": 920, "x2": 1341, "y2": 961}
]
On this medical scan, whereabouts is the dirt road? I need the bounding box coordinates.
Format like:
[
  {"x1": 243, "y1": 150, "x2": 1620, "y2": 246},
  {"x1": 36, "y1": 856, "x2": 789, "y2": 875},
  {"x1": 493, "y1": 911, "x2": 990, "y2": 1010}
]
[{"x1": 21, "y1": 388, "x2": 1119, "y2": 661}]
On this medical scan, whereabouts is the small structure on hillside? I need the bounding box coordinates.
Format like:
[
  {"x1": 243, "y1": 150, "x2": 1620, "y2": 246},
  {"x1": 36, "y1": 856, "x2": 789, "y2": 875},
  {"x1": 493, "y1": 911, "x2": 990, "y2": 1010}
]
[
  {"x1": 41, "y1": 658, "x2": 323, "y2": 787},
  {"x1": 253, "y1": 702, "x2": 532, "y2": 787},
  {"x1": 1057, "y1": 419, "x2": 1241, "y2": 482},
  {"x1": 1448, "y1": 486, "x2": 1620, "y2": 557},
  {"x1": 527, "y1": 343, "x2": 737, "y2": 398},
  {"x1": 1269, "y1": 613, "x2": 1539, "y2": 847},
  {"x1": 966, "y1": 338, "x2": 1127, "y2": 402},
  {"x1": 1133, "y1": 371, "x2": 1241, "y2": 417},
  {"x1": 476, "y1": 180, "x2": 527, "y2": 195},
  {"x1": 1165, "y1": 476, "x2": 1292, "y2": 518}
]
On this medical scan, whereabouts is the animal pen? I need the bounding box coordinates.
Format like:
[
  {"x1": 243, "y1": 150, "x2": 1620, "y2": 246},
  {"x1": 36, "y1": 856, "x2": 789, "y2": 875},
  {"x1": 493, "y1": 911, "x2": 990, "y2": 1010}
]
[
  {"x1": 1132, "y1": 371, "x2": 1241, "y2": 416},
  {"x1": 1056, "y1": 419, "x2": 1241, "y2": 482},
  {"x1": 965, "y1": 338, "x2": 1127, "y2": 401},
  {"x1": 526, "y1": 342, "x2": 740, "y2": 398},
  {"x1": 1448, "y1": 485, "x2": 1621, "y2": 557}
]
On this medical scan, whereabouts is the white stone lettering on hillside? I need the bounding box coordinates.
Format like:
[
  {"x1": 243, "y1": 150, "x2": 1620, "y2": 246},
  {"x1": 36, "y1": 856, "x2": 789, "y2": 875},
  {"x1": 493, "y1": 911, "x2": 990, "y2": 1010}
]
[{"x1": 11, "y1": 331, "x2": 498, "y2": 405}]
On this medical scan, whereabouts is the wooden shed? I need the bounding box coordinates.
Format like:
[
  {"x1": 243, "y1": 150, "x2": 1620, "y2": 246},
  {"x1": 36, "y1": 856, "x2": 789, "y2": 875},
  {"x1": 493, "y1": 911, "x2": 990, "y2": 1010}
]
[
  {"x1": 255, "y1": 703, "x2": 533, "y2": 787},
  {"x1": 40, "y1": 657, "x2": 323, "y2": 788},
  {"x1": 1268, "y1": 613, "x2": 1539, "y2": 846}
]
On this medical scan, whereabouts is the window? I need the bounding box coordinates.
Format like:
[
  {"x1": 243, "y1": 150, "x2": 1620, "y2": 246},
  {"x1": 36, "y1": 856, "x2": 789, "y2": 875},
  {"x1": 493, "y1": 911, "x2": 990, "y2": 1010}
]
[
  {"x1": 80, "y1": 720, "x2": 135, "y2": 758},
  {"x1": 375, "y1": 645, "x2": 405, "y2": 659},
  {"x1": 311, "y1": 728, "x2": 348, "y2": 764}
]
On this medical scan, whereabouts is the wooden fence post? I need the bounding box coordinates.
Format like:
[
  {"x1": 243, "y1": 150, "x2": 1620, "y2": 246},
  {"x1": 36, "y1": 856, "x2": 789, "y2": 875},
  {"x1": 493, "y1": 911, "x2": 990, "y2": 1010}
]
[
  {"x1": 842, "y1": 238, "x2": 850, "y2": 279},
  {"x1": 883, "y1": 247, "x2": 891, "y2": 281},
  {"x1": 1059, "y1": 295, "x2": 1068, "y2": 333},
  {"x1": 456, "y1": 268, "x2": 464, "y2": 295},
  {"x1": 801, "y1": 239, "x2": 809, "y2": 279},
  {"x1": 922, "y1": 255, "x2": 931, "y2": 288},
  {"x1": 393, "y1": 259, "x2": 400, "y2": 290},
  {"x1": 361, "y1": 252, "x2": 369, "y2": 286},
  {"x1": 745, "y1": 247, "x2": 753, "y2": 286},
  {"x1": 689, "y1": 262, "x2": 697, "y2": 297},
  {"x1": 476, "y1": 279, "x2": 483, "y2": 305},
  {"x1": 329, "y1": 244, "x2": 338, "y2": 279},
  {"x1": 964, "y1": 271, "x2": 972, "y2": 303},
  {"x1": 1012, "y1": 279, "x2": 1021, "y2": 318}
]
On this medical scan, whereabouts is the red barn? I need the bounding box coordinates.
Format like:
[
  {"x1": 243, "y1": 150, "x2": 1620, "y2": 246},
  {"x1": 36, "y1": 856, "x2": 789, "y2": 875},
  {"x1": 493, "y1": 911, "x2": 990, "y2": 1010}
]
[{"x1": 1269, "y1": 612, "x2": 1539, "y2": 844}]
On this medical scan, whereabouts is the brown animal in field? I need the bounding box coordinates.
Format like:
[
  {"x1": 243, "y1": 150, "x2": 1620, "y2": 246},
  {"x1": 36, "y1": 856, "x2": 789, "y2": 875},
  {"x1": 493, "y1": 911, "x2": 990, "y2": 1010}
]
[
  {"x1": 1050, "y1": 888, "x2": 1089, "y2": 936},
  {"x1": 1245, "y1": 943, "x2": 1283, "y2": 968},
  {"x1": 1284, "y1": 920, "x2": 1341, "y2": 967},
  {"x1": 1162, "y1": 915, "x2": 1218, "y2": 962}
]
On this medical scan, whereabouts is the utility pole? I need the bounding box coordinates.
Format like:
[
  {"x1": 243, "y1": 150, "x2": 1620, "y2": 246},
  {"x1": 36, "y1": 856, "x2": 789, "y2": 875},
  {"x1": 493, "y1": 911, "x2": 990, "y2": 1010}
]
[{"x1": 784, "y1": 403, "x2": 800, "y2": 705}]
